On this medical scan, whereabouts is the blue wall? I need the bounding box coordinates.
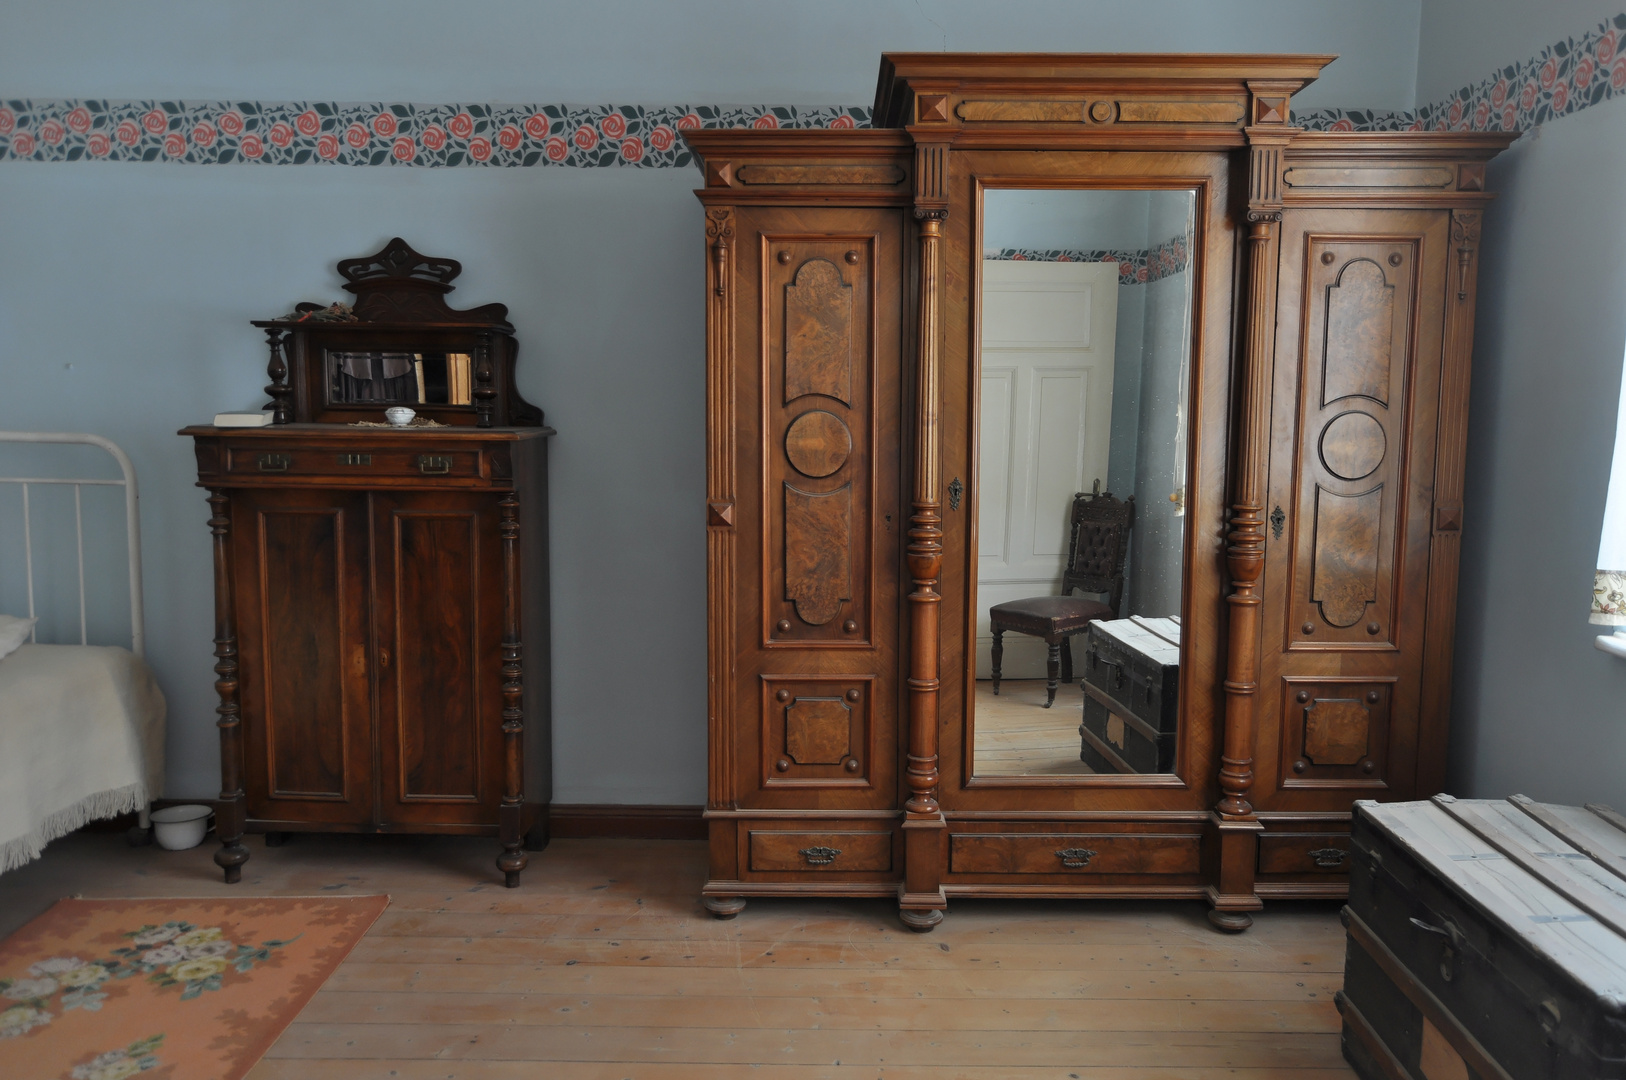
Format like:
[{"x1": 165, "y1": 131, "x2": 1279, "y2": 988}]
[
  {"x1": 1, "y1": 1, "x2": 1428, "y2": 803},
  {"x1": 1411, "y1": 1, "x2": 1626, "y2": 806}
]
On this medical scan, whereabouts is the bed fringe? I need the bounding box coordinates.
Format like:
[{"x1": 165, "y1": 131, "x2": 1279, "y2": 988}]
[{"x1": 0, "y1": 782, "x2": 149, "y2": 873}]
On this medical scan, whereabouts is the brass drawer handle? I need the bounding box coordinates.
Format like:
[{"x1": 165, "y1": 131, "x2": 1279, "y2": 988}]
[
  {"x1": 416, "y1": 454, "x2": 453, "y2": 475},
  {"x1": 257, "y1": 453, "x2": 291, "y2": 472},
  {"x1": 1309, "y1": 847, "x2": 1349, "y2": 869},
  {"x1": 799, "y1": 846, "x2": 841, "y2": 866},
  {"x1": 338, "y1": 453, "x2": 372, "y2": 466},
  {"x1": 1055, "y1": 847, "x2": 1098, "y2": 869}
]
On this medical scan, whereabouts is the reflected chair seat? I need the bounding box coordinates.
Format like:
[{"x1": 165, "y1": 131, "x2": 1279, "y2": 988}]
[{"x1": 989, "y1": 596, "x2": 1114, "y2": 708}]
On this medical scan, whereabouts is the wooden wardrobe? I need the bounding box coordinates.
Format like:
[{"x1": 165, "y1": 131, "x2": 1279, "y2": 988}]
[{"x1": 688, "y1": 54, "x2": 1514, "y2": 931}]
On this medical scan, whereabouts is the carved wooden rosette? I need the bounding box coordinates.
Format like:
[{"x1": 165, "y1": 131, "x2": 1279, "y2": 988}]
[
  {"x1": 207, "y1": 489, "x2": 249, "y2": 883},
  {"x1": 705, "y1": 206, "x2": 737, "y2": 810},
  {"x1": 497, "y1": 491, "x2": 527, "y2": 886}
]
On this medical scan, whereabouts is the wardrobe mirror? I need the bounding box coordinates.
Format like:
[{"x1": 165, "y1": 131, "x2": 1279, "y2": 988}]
[{"x1": 972, "y1": 186, "x2": 1195, "y2": 779}]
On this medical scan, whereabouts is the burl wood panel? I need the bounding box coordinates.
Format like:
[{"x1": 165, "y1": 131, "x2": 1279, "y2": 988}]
[
  {"x1": 785, "y1": 698, "x2": 852, "y2": 764},
  {"x1": 760, "y1": 674, "x2": 874, "y2": 789},
  {"x1": 233, "y1": 489, "x2": 372, "y2": 824},
  {"x1": 1303, "y1": 699, "x2": 1371, "y2": 766},
  {"x1": 947, "y1": 834, "x2": 1202, "y2": 876},
  {"x1": 749, "y1": 830, "x2": 894, "y2": 872},
  {"x1": 373, "y1": 492, "x2": 504, "y2": 824},
  {"x1": 1311, "y1": 485, "x2": 1383, "y2": 628},
  {"x1": 1323, "y1": 259, "x2": 1395, "y2": 406},
  {"x1": 784, "y1": 259, "x2": 853, "y2": 405},
  {"x1": 1277, "y1": 676, "x2": 1394, "y2": 790},
  {"x1": 783, "y1": 482, "x2": 852, "y2": 625},
  {"x1": 1291, "y1": 239, "x2": 1418, "y2": 647},
  {"x1": 763, "y1": 233, "x2": 882, "y2": 646}
]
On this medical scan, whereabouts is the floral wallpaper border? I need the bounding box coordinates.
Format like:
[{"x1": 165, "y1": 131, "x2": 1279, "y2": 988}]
[
  {"x1": 2, "y1": 13, "x2": 1624, "y2": 167},
  {"x1": 986, "y1": 233, "x2": 1189, "y2": 285},
  {"x1": 0, "y1": 102, "x2": 867, "y2": 168}
]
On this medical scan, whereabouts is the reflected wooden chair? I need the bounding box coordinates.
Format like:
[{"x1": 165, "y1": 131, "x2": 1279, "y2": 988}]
[{"x1": 989, "y1": 487, "x2": 1135, "y2": 708}]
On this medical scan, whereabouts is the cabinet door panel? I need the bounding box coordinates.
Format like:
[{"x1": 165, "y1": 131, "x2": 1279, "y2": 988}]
[
  {"x1": 723, "y1": 206, "x2": 905, "y2": 810},
  {"x1": 373, "y1": 492, "x2": 504, "y2": 823},
  {"x1": 1258, "y1": 210, "x2": 1449, "y2": 809},
  {"x1": 234, "y1": 489, "x2": 372, "y2": 823}
]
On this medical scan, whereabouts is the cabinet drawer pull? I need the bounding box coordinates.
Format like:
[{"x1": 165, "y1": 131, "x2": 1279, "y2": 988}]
[
  {"x1": 338, "y1": 453, "x2": 372, "y2": 466},
  {"x1": 800, "y1": 846, "x2": 841, "y2": 866},
  {"x1": 257, "y1": 453, "x2": 291, "y2": 472},
  {"x1": 1055, "y1": 847, "x2": 1098, "y2": 869},
  {"x1": 1308, "y1": 846, "x2": 1348, "y2": 869},
  {"x1": 416, "y1": 454, "x2": 453, "y2": 475}
]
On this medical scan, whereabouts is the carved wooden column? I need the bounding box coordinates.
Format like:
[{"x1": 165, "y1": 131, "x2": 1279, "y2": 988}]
[
  {"x1": 262, "y1": 328, "x2": 291, "y2": 424},
  {"x1": 497, "y1": 491, "x2": 528, "y2": 887},
  {"x1": 701, "y1": 205, "x2": 747, "y2": 919},
  {"x1": 207, "y1": 490, "x2": 249, "y2": 884},
  {"x1": 900, "y1": 141, "x2": 950, "y2": 932},
  {"x1": 474, "y1": 331, "x2": 497, "y2": 427},
  {"x1": 1208, "y1": 105, "x2": 1297, "y2": 931}
]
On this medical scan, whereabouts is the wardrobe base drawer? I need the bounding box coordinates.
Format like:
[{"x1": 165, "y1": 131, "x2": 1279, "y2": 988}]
[
  {"x1": 949, "y1": 832, "x2": 1200, "y2": 876},
  {"x1": 748, "y1": 829, "x2": 893, "y2": 873},
  {"x1": 1258, "y1": 831, "x2": 1353, "y2": 875}
]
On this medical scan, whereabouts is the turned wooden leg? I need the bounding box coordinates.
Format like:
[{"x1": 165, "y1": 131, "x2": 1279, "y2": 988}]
[
  {"x1": 703, "y1": 895, "x2": 746, "y2": 919},
  {"x1": 990, "y1": 628, "x2": 1004, "y2": 695},
  {"x1": 207, "y1": 490, "x2": 249, "y2": 886},
  {"x1": 1044, "y1": 641, "x2": 1061, "y2": 708},
  {"x1": 1060, "y1": 636, "x2": 1074, "y2": 684}
]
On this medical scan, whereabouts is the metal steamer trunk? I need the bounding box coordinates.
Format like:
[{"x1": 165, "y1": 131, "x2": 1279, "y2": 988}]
[{"x1": 1079, "y1": 617, "x2": 1181, "y2": 774}]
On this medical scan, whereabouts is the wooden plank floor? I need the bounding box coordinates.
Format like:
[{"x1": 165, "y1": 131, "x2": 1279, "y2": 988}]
[
  {"x1": 974, "y1": 679, "x2": 1095, "y2": 775},
  {"x1": 0, "y1": 830, "x2": 1355, "y2": 1079}
]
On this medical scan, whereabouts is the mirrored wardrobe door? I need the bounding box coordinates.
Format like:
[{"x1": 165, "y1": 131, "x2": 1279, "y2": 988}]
[{"x1": 968, "y1": 186, "x2": 1197, "y2": 780}]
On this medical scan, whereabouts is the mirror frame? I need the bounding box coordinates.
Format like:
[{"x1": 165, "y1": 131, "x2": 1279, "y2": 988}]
[{"x1": 934, "y1": 150, "x2": 1238, "y2": 809}]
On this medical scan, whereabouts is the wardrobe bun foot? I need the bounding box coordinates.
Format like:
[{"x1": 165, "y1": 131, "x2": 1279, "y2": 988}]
[
  {"x1": 1207, "y1": 907, "x2": 1254, "y2": 933},
  {"x1": 703, "y1": 895, "x2": 747, "y2": 919},
  {"x1": 899, "y1": 907, "x2": 945, "y2": 932}
]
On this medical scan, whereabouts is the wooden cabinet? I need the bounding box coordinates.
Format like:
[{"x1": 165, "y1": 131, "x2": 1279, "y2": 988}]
[
  {"x1": 689, "y1": 55, "x2": 1514, "y2": 930},
  {"x1": 185, "y1": 240, "x2": 552, "y2": 886}
]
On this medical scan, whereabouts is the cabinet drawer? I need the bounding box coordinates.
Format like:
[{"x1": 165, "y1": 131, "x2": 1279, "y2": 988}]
[
  {"x1": 1258, "y1": 832, "x2": 1352, "y2": 875},
  {"x1": 949, "y1": 832, "x2": 1200, "y2": 876},
  {"x1": 748, "y1": 830, "x2": 893, "y2": 873},
  {"x1": 225, "y1": 444, "x2": 482, "y2": 481}
]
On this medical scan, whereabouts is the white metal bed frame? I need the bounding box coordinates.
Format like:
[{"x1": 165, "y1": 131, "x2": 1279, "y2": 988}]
[{"x1": 0, "y1": 431, "x2": 145, "y2": 659}]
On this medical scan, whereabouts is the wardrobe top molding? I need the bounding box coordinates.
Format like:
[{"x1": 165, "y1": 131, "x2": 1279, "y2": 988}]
[{"x1": 873, "y1": 51, "x2": 1336, "y2": 133}]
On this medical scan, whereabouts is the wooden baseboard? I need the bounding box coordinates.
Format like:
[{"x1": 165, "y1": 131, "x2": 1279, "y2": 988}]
[
  {"x1": 84, "y1": 802, "x2": 706, "y2": 841},
  {"x1": 548, "y1": 804, "x2": 705, "y2": 840}
]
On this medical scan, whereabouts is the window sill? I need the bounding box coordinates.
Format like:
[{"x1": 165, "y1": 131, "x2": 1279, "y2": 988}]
[{"x1": 1597, "y1": 630, "x2": 1626, "y2": 659}]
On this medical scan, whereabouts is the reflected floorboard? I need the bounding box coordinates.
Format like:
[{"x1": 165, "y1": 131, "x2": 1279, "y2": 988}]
[{"x1": 974, "y1": 679, "x2": 1094, "y2": 775}]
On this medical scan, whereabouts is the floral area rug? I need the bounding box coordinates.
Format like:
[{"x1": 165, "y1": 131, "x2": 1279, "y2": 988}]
[{"x1": 0, "y1": 896, "x2": 387, "y2": 1080}]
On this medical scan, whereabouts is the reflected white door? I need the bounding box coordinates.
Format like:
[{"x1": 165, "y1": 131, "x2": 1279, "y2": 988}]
[{"x1": 977, "y1": 260, "x2": 1118, "y2": 678}]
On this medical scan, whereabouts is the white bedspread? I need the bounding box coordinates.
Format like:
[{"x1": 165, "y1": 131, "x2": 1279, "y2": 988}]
[{"x1": 0, "y1": 643, "x2": 165, "y2": 872}]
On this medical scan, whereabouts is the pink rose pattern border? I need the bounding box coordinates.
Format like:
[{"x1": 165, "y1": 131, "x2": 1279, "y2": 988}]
[
  {"x1": 3, "y1": 14, "x2": 1624, "y2": 166},
  {"x1": 986, "y1": 233, "x2": 1189, "y2": 285},
  {"x1": 0, "y1": 101, "x2": 867, "y2": 167},
  {"x1": 1299, "y1": 13, "x2": 1626, "y2": 133}
]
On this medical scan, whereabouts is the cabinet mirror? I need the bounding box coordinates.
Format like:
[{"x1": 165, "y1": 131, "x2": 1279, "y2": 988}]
[{"x1": 971, "y1": 186, "x2": 1196, "y2": 779}]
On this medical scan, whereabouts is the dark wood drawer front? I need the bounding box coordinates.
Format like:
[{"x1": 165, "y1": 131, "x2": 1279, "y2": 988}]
[
  {"x1": 748, "y1": 830, "x2": 893, "y2": 872},
  {"x1": 1258, "y1": 832, "x2": 1352, "y2": 875},
  {"x1": 225, "y1": 445, "x2": 481, "y2": 480},
  {"x1": 950, "y1": 833, "x2": 1200, "y2": 876}
]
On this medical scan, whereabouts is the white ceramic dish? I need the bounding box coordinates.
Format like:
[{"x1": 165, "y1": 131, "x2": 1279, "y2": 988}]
[
  {"x1": 384, "y1": 406, "x2": 416, "y2": 426},
  {"x1": 150, "y1": 804, "x2": 212, "y2": 850}
]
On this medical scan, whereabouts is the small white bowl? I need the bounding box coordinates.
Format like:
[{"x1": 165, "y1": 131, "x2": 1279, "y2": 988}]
[
  {"x1": 150, "y1": 804, "x2": 212, "y2": 851},
  {"x1": 384, "y1": 406, "x2": 416, "y2": 426}
]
